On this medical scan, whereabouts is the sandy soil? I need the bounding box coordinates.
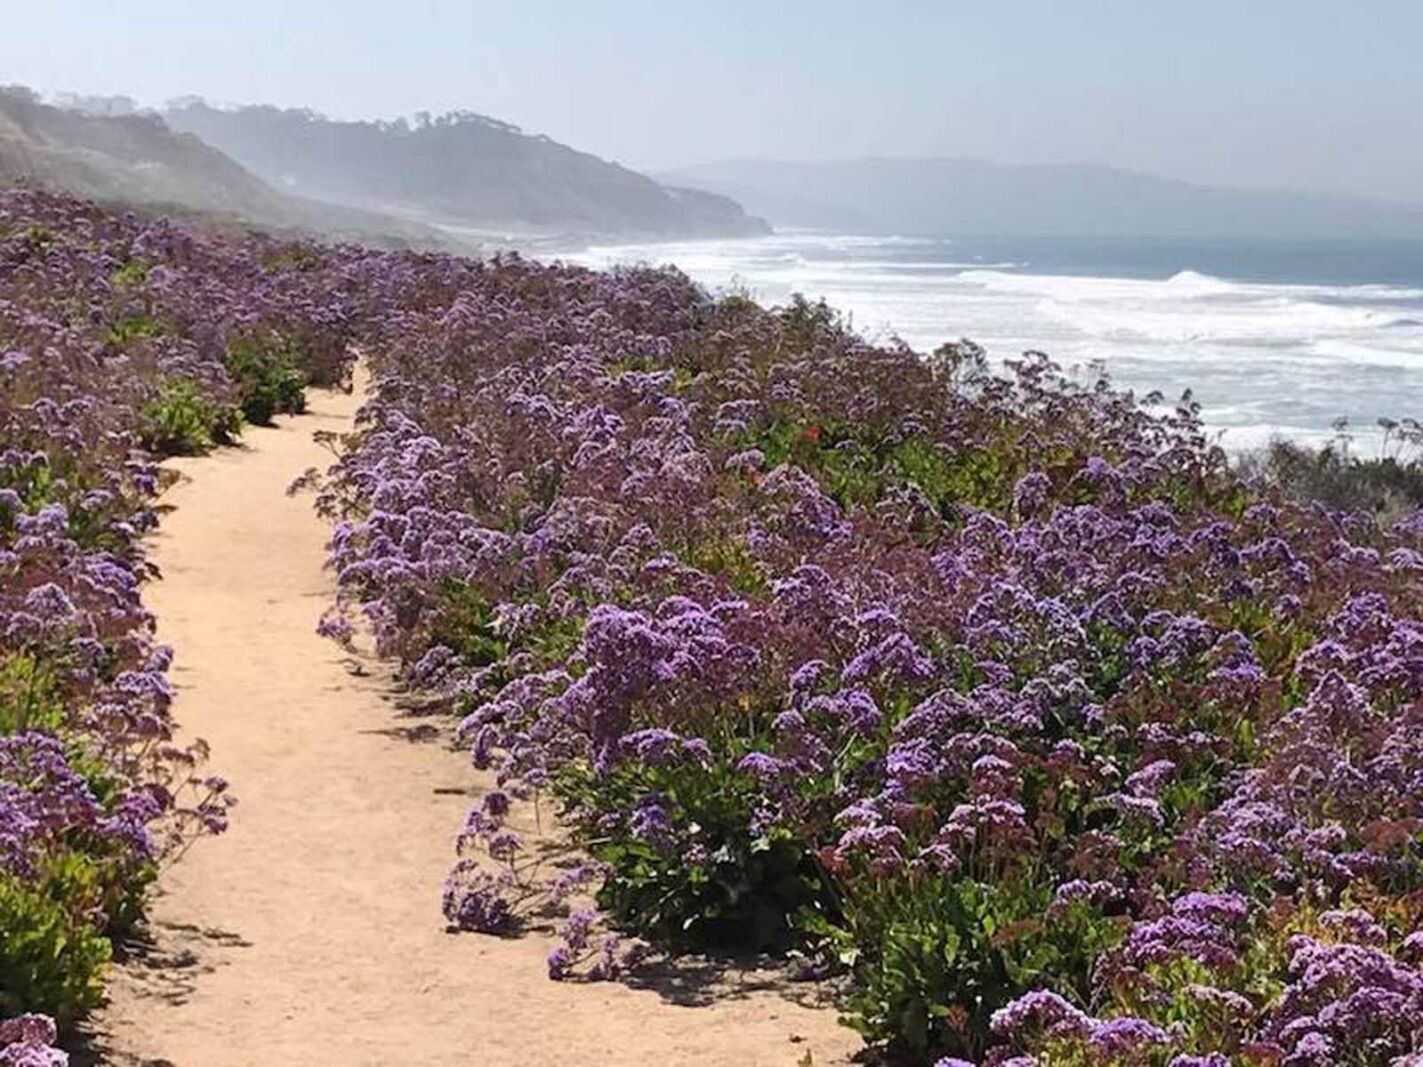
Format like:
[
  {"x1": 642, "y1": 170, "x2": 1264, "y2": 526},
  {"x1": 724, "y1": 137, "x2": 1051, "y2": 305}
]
[{"x1": 90, "y1": 383, "x2": 859, "y2": 1067}]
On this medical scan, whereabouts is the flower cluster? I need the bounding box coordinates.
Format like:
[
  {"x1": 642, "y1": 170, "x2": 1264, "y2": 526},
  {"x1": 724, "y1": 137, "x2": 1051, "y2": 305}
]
[{"x1": 0, "y1": 1015, "x2": 66, "y2": 1067}]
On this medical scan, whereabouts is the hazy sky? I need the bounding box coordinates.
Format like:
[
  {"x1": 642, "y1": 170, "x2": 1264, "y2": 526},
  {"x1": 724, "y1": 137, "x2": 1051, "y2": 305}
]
[{"x1": 5, "y1": 1, "x2": 1421, "y2": 202}]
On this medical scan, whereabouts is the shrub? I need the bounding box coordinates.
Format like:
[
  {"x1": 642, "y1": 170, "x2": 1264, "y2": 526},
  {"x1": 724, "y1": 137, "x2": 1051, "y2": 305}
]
[
  {"x1": 830, "y1": 878, "x2": 1124, "y2": 1057},
  {"x1": 0, "y1": 732, "x2": 160, "y2": 1031},
  {"x1": 558, "y1": 750, "x2": 834, "y2": 952},
  {"x1": 104, "y1": 312, "x2": 166, "y2": 346},
  {"x1": 1251, "y1": 435, "x2": 1423, "y2": 519},
  {"x1": 0, "y1": 859, "x2": 113, "y2": 1028},
  {"x1": 140, "y1": 378, "x2": 243, "y2": 455},
  {"x1": 225, "y1": 336, "x2": 308, "y2": 425}
]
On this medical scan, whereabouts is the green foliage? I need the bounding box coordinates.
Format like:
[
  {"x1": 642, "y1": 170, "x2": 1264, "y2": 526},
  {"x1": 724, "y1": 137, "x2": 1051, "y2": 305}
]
[
  {"x1": 104, "y1": 313, "x2": 166, "y2": 346},
  {"x1": 1251, "y1": 436, "x2": 1423, "y2": 520},
  {"x1": 261, "y1": 245, "x2": 325, "y2": 273},
  {"x1": 109, "y1": 259, "x2": 149, "y2": 287},
  {"x1": 777, "y1": 294, "x2": 844, "y2": 354},
  {"x1": 22, "y1": 224, "x2": 55, "y2": 252},
  {"x1": 0, "y1": 456, "x2": 51, "y2": 516},
  {"x1": 0, "y1": 653, "x2": 66, "y2": 735},
  {"x1": 680, "y1": 533, "x2": 768, "y2": 596},
  {"x1": 0, "y1": 451, "x2": 141, "y2": 555},
  {"x1": 225, "y1": 335, "x2": 308, "y2": 426},
  {"x1": 434, "y1": 583, "x2": 507, "y2": 667},
  {"x1": 97, "y1": 860, "x2": 157, "y2": 940},
  {"x1": 835, "y1": 877, "x2": 1124, "y2": 1059},
  {"x1": 435, "y1": 582, "x2": 583, "y2": 678},
  {"x1": 0, "y1": 857, "x2": 114, "y2": 1029},
  {"x1": 559, "y1": 755, "x2": 835, "y2": 953},
  {"x1": 140, "y1": 378, "x2": 243, "y2": 455},
  {"x1": 741, "y1": 417, "x2": 1015, "y2": 517}
]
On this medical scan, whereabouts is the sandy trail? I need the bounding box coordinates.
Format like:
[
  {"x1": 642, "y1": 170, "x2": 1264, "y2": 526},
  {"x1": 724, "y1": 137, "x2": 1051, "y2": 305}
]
[{"x1": 93, "y1": 383, "x2": 858, "y2": 1067}]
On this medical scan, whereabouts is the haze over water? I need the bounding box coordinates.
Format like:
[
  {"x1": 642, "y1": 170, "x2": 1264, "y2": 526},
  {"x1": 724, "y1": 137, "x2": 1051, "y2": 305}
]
[{"x1": 568, "y1": 232, "x2": 1423, "y2": 452}]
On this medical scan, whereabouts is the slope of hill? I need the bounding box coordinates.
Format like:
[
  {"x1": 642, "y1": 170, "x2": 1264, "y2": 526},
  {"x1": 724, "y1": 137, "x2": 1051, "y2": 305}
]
[
  {"x1": 164, "y1": 101, "x2": 769, "y2": 240},
  {"x1": 0, "y1": 86, "x2": 473, "y2": 250},
  {"x1": 663, "y1": 157, "x2": 1423, "y2": 239},
  {"x1": 1, "y1": 86, "x2": 278, "y2": 216}
]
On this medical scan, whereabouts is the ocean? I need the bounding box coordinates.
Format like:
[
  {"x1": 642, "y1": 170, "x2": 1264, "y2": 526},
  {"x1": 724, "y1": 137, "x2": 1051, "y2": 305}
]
[{"x1": 564, "y1": 232, "x2": 1423, "y2": 452}]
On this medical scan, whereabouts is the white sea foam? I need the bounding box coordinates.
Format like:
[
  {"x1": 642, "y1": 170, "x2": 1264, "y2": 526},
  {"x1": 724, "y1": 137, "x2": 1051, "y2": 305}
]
[{"x1": 563, "y1": 233, "x2": 1423, "y2": 449}]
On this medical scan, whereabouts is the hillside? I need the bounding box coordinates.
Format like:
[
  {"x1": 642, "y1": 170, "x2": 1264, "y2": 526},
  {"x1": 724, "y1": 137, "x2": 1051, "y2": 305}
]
[
  {"x1": 0, "y1": 86, "x2": 472, "y2": 250},
  {"x1": 164, "y1": 100, "x2": 769, "y2": 240},
  {"x1": 663, "y1": 156, "x2": 1423, "y2": 239}
]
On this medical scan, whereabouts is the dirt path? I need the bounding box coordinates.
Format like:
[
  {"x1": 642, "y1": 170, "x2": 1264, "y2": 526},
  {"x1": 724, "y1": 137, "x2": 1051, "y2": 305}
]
[{"x1": 93, "y1": 384, "x2": 859, "y2": 1067}]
